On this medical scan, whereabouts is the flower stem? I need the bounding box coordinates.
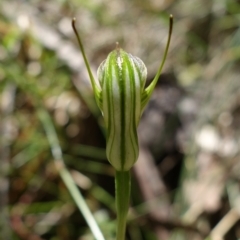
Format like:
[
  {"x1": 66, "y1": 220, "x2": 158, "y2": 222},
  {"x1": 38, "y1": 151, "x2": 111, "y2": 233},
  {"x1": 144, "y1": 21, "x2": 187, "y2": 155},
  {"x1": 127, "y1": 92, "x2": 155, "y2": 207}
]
[{"x1": 115, "y1": 170, "x2": 131, "y2": 240}]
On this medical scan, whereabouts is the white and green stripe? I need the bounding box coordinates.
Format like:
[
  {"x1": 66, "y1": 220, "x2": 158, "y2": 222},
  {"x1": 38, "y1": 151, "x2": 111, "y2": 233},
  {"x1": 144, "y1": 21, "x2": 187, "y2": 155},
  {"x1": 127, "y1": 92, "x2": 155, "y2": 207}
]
[{"x1": 97, "y1": 48, "x2": 147, "y2": 171}]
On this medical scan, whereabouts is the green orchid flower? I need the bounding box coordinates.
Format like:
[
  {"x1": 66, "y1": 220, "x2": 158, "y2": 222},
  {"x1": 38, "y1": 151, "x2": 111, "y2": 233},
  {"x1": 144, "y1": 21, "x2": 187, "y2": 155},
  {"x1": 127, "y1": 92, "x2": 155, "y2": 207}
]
[
  {"x1": 72, "y1": 16, "x2": 173, "y2": 240},
  {"x1": 72, "y1": 16, "x2": 173, "y2": 172}
]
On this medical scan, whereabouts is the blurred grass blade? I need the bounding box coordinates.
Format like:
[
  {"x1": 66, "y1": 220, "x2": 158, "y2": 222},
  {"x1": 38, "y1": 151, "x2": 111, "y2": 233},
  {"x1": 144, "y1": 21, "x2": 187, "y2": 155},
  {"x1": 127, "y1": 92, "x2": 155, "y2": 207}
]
[
  {"x1": 37, "y1": 108, "x2": 105, "y2": 240},
  {"x1": 0, "y1": 83, "x2": 16, "y2": 240}
]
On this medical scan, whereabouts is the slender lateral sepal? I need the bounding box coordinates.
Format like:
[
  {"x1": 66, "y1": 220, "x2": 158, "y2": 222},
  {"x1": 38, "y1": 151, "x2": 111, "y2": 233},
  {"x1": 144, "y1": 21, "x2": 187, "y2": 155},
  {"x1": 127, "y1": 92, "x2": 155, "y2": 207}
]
[
  {"x1": 141, "y1": 15, "x2": 173, "y2": 110},
  {"x1": 72, "y1": 18, "x2": 103, "y2": 110}
]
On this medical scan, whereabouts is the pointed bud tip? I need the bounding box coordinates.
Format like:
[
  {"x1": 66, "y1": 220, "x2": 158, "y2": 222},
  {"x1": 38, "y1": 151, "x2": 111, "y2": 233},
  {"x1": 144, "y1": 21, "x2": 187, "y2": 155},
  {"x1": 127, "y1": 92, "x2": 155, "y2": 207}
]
[
  {"x1": 115, "y1": 42, "x2": 120, "y2": 50},
  {"x1": 72, "y1": 18, "x2": 76, "y2": 28},
  {"x1": 169, "y1": 14, "x2": 173, "y2": 25}
]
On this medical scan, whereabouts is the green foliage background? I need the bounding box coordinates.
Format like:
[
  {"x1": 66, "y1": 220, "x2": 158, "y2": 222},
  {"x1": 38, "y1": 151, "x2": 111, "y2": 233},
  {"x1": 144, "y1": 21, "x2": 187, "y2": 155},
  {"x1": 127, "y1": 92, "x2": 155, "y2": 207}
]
[{"x1": 0, "y1": 0, "x2": 240, "y2": 239}]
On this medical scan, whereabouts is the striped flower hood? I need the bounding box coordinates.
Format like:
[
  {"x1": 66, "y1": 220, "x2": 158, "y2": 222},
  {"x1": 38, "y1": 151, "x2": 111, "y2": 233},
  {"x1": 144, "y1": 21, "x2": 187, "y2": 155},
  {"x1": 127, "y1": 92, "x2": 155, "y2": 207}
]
[{"x1": 97, "y1": 47, "x2": 147, "y2": 171}]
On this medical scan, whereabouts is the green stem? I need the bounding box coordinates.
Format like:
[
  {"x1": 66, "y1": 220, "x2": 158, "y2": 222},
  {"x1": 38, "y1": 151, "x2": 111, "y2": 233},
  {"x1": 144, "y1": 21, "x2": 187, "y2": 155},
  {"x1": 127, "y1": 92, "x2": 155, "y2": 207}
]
[{"x1": 115, "y1": 170, "x2": 131, "y2": 240}]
